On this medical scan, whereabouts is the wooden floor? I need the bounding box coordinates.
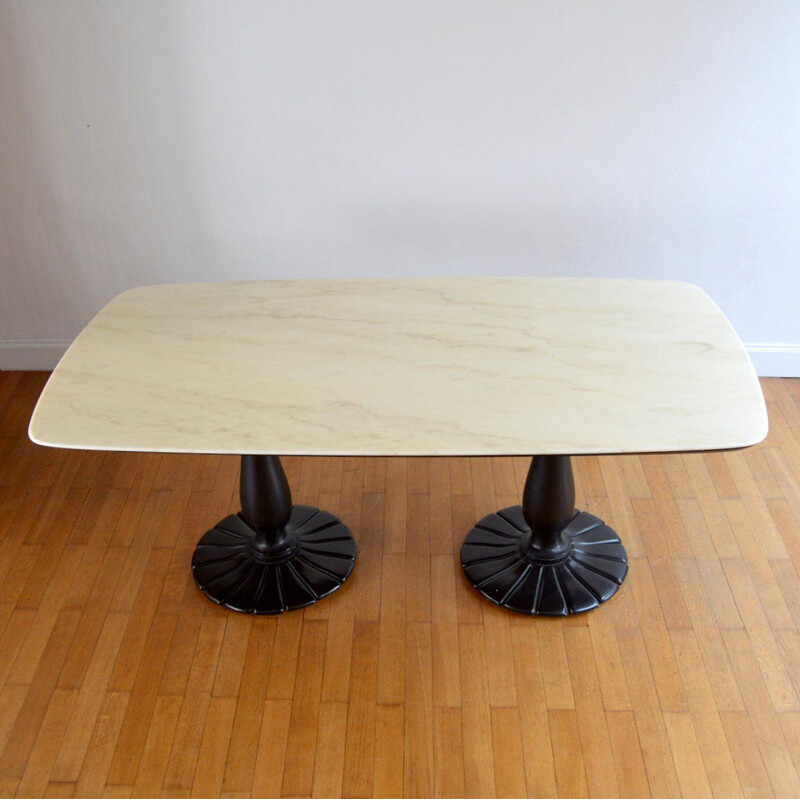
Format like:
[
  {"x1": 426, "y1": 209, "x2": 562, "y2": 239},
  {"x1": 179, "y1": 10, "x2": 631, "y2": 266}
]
[{"x1": 1, "y1": 373, "x2": 800, "y2": 798}]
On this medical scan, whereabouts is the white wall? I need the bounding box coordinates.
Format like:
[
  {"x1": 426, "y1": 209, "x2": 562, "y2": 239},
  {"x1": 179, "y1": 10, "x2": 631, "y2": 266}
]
[{"x1": 1, "y1": 0, "x2": 798, "y2": 374}]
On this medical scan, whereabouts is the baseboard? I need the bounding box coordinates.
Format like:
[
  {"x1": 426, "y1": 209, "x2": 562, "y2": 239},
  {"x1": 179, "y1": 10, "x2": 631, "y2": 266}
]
[
  {"x1": 2, "y1": 338, "x2": 799, "y2": 377},
  {"x1": 745, "y1": 343, "x2": 800, "y2": 378},
  {"x1": 0, "y1": 339, "x2": 72, "y2": 370}
]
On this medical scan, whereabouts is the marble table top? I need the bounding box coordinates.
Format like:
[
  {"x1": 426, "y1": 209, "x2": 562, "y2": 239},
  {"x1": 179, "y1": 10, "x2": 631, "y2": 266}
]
[{"x1": 29, "y1": 278, "x2": 767, "y2": 456}]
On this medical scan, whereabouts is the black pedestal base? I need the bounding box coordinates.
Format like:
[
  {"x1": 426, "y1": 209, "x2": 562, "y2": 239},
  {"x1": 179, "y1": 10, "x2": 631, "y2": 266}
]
[
  {"x1": 461, "y1": 505, "x2": 628, "y2": 616},
  {"x1": 192, "y1": 505, "x2": 356, "y2": 614}
]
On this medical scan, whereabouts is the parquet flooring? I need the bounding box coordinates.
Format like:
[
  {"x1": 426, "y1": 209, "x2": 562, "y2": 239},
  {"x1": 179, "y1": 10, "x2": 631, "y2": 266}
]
[{"x1": 1, "y1": 371, "x2": 799, "y2": 797}]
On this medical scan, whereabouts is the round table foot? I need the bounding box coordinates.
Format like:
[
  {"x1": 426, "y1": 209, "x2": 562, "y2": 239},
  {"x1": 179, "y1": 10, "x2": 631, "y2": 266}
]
[
  {"x1": 192, "y1": 505, "x2": 356, "y2": 614},
  {"x1": 461, "y1": 505, "x2": 628, "y2": 615}
]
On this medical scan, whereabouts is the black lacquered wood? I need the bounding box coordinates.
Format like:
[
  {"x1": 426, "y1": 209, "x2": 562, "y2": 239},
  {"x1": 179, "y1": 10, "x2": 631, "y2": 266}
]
[
  {"x1": 240, "y1": 454, "x2": 293, "y2": 550},
  {"x1": 461, "y1": 455, "x2": 628, "y2": 615},
  {"x1": 522, "y1": 455, "x2": 574, "y2": 560},
  {"x1": 192, "y1": 455, "x2": 356, "y2": 614}
]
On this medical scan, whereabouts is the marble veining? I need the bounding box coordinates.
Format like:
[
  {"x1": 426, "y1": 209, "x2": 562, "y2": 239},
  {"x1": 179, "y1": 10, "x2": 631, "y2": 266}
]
[{"x1": 29, "y1": 278, "x2": 768, "y2": 456}]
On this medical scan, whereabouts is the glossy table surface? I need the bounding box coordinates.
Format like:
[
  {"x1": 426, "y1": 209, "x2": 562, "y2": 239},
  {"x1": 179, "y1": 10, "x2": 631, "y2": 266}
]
[{"x1": 29, "y1": 278, "x2": 767, "y2": 456}]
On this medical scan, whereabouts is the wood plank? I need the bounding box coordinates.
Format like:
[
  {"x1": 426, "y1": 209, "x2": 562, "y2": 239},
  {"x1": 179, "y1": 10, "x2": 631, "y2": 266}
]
[
  {"x1": 281, "y1": 619, "x2": 328, "y2": 798},
  {"x1": 458, "y1": 624, "x2": 495, "y2": 798},
  {"x1": 211, "y1": 615, "x2": 251, "y2": 698},
  {"x1": 0, "y1": 608, "x2": 81, "y2": 790},
  {"x1": 490, "y1": 707, "x2": 527, "y2": 799},
  {"x1": 537, "y1": 623, "x2": 575, "y2": 710},
  {"x1": 430, "y1": 554, "x2": 461, "y2": 708},
  {"x1": 74, "y1": 691, "x2": 129, "y2": 797},
  {"x1": 129, "y1": 694, "x2": 182, "y2": 797},
  {"x1": 432, "y1": 706, "x2": 465, "y2": 799},
  {"x1": 722, "y1": 628, "x2": 800, "y2": 796},
  {"x1": 376, "y1": 552, "x2": 405, "y2": 705},
  {"x1": 663, "y1": 711, "x2": 712, "y2": 798},
  {"x1": 668, "y1": 628, "x2": 743, "y2": 797},
  {"x1": 51, "y1": 611, "x2": 130, "y2": 782},
  {"x1": 250, "y1": 699, "x2": 291, "y2": 798},
  {"x1": 16, "y1": 687, "x2": 77, "y2": 797},
  {"x1": 383, "y1": 458, "x2": 407, "y2": 554},
  {"x1": 221, "y1": 619, "x2": 277, "y2": 795},
  {"x1": 106, "y1": 615, "x2": 177, "y2": 785},
  {"x1": 404, "y1": 622, "x2": 434, "y2": 797},
  {"x1": 606, "y1": 710, "x2": 650, "y2": 799},
  {"x1": 481, "y1": 603, "x2": 518, "y2": 708},
  {"x1": 719, "y1": 711, "x2": 773, "y2": 799},
  {"x1": 311, "y1": 701, "x2": 348, "y2": 798},
  {"x1": 564, "y1": 627, "x2": 620, "y2": 798},
  {"x1": 548, "y1": 709, "x2": 589, "y2": 798},
  {"x1": 342, "y1": 620, "x2": 379, "y2": 798},
  {"x1": 616, "y1": 627, "x2": 681, "y2": 796},
  {"x1": 162, "y1": 616, "x2": 227, "y2": 791},
  {"x1": 509, "y1": 626, "x2": 558, "y2": 798},
  {"x1": 189, "y1": 696, "x2": 237, "y2": 798}
]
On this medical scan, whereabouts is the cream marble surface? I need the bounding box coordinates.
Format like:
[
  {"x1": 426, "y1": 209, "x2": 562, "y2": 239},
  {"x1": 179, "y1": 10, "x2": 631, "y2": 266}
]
[{"x1": 29, "y1": 278, "x2": 767, "y2": 456}]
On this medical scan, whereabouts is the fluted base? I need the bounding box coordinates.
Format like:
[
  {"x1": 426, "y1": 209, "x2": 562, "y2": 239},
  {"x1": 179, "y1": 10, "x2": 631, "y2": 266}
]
[
  {"x1": 461, "y1": 505, "x2": 627, "y2": 615},
  {"x1": 192, "y1": 505, "x2": 356, "y2": 614}
]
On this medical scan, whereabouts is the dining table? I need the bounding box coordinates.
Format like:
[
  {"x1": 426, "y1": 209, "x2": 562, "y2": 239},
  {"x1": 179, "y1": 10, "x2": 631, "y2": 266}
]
[{"x1": 29, "y1": 277, "x2": 767, "y2": 617}]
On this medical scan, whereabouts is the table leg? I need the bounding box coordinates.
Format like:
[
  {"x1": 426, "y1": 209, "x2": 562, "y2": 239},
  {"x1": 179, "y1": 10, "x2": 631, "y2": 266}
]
[
  {"x1": 460, "y1": 456, "x2": 628, "y2": 615},
  {"x1": 192, "y1": 455, "x2": 356, "y2": 613}
]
